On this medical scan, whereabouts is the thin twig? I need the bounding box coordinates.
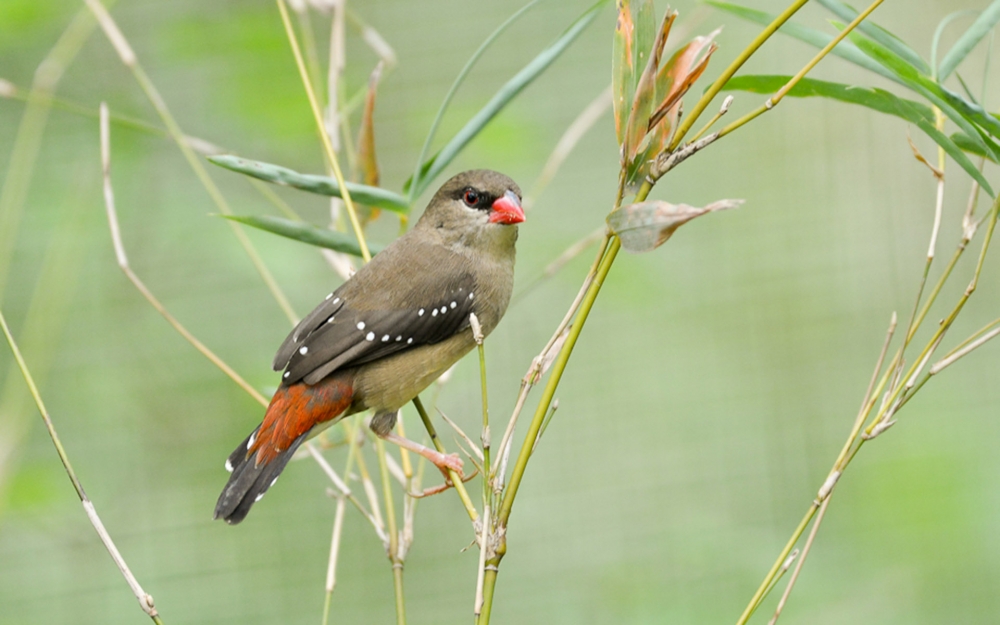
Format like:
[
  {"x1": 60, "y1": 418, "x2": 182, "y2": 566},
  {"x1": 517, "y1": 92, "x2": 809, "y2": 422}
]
[
  {"x1": 85, "y1": 0, "x2": 299, "y2": 324},
  {"x1": 0, "y1": 308, "x2": 163, "y2": 624}
]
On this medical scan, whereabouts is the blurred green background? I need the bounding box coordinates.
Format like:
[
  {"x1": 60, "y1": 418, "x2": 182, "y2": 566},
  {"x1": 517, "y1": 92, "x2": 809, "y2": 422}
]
[{"x1": 2, "y1": 0, "x2": 999, "y2": 623}]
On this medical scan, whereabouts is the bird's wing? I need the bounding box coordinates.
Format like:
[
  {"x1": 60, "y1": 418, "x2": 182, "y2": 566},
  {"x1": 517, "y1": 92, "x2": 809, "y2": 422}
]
[{"x1": 273, "y1": 242, "x2": 478, "y2": 386}]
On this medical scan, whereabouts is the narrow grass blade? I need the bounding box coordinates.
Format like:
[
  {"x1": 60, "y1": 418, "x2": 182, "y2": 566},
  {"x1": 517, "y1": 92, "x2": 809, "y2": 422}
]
[
  {"x1": 408, "y1": 0, "x2": 541, "y2": 199},
  {"x1": 411, "y1": 0, "x2": 606, "y2": 199},
  {"x1": 221, "y1": 214, "x2": 384, "y2": 257},
  {"x1": 817, "y1": 0, "x2": 931, "y2": 74},
  {"x1": 723, "y1": 75, "x2": 995, "y2": 195},
  {"x1": 939, "y1": 1, "x2": 1000, "y2": 80},
  {"x1": 208, "y1": 155, "x2": 409, "y2": 213},
  {"x1": 850, "y1": 33, "x2": 1000, "y2": 162}
]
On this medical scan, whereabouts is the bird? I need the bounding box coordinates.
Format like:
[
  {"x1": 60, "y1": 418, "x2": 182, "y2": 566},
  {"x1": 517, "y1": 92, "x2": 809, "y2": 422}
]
[{"x1": 214, "y1": 170, "x2": 524, "y2": 524}]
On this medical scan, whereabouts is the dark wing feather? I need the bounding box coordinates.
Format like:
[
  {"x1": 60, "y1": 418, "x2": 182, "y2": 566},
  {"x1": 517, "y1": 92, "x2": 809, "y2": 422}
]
[{"x1": 274, "y1": 239, "x2": 480, "y2": 386}]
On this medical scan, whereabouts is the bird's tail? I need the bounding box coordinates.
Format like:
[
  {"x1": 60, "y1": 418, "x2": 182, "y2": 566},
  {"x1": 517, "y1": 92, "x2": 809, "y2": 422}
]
[{"x1": 214, "y1": 376, "x2": 354, "y2": 524}]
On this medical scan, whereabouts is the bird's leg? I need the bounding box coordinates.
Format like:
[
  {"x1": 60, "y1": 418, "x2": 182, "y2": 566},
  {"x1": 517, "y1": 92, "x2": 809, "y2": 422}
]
[{"x1": 370, "y1": 410, "x2": 464, "y2": 477}]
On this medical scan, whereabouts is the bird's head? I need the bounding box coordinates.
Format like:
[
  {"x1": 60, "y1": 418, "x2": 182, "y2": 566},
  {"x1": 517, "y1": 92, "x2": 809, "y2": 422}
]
[{"x1": 417, "y1": 170, "x2": 524, "y2": 253}]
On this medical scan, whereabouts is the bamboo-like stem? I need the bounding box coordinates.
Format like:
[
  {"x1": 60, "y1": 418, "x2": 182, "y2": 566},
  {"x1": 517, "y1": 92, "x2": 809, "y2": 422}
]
[
  {"x1": 0, "y1": 309, "x2": 163, "y2": 624},
  {"x1": 716, "y1": 0, "x2": 884, "y2": 141},
  {"x1": 412, "y1": 396, "x2": 479, "y2": 521},
  {"x1": 469, "y1": 314, "x2": 492, "y2": 498},
  {"x1": 321, "y1": 495, "x2": 347, "y2": 625},
  {"x1": 667, "y1": 0, "x2": 811, "y2": 152},
  {"x1": 739, "y1": 174, "x2": 1000, "y2": 625},
  {"x1": 84, "y1": 0, "x2": 299, "y2": 324},
  {"x1": 737, "y1": 503, "x2": 819, "y2": 625},
  {"x1": 767, "y1": 498, "x2": 831, "y2": 625},
  {"x1": 275, "y1": 0, "x2": 371, "y2": 262},
  {"x1": 375, "y1": 435, "x2": 407, "y2": 625},
  {"x1": 494, "y1": 233, "x2": 610, "y2": 483}
]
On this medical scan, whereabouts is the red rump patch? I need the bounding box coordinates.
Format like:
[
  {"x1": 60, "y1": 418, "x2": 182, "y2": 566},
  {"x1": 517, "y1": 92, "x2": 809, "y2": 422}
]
[{"x1": 250, "y1": 375, "x2": 354, "y2": 465}]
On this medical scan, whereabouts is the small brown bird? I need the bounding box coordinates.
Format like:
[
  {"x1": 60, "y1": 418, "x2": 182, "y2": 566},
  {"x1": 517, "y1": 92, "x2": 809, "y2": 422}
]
[{"x1": 215, "y1": 170, "x2": 524, "y2": 524}]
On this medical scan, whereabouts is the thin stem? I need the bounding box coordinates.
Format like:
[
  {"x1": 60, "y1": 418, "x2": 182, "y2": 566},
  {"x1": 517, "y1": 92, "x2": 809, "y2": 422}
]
[
  {"x1": 412, "y1": 396, "x2": 479, "y2": 521},
  {"x1": 668, "y1": 0, "x2": 811, "y2": 152},
  {"x1": 736, "y1": 503, "x2": 820, "y2": 625},
  {"x1": 375, "y1": 437, "x2": 406, "y2": 625},
  {"x1": 716, "y1": 0, "x2": 884, "y2": 141},
  {"x1": 0, "y1": 308, "x2": 163, "y2": 624},
  {"x1": 767, "y1": 498, "x2": 831, "y2": 625},
  {"x1": 85, "y1": 0, "x2": 299, "y2": 324},
  {"x1": 275, "y1": 0, "x2": 371, "y2": 262}
]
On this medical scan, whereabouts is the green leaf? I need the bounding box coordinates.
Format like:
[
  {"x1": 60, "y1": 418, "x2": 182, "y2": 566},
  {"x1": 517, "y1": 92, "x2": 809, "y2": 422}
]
[
  {"x1": 706, "y1": 1, "x2": 905, "y2": 87},
  {"x1": 816, "y1": 0, "x2": 931, "y2": 74},
  {"x1": 208, "y1": 155, "x2": 410, "y2": 213},
  {"x1": 939, "y1": 1, "x2": 1000, "y2": 80},
  {"x1": 410, "y1": 0, "x2": 606, "y2": 199},
  {"x1": 221, "y1": 214, "x2": 384, "y2": 257},
  {"x1": 952, "y1": 132, "x2": 1000, "y2": 163},
  {"x1": 607, "y1": 199, "x2": 741, "y2": 253},
  {"x1": 722, "y1": 75, "x2": 995, "y2": 196},
  {"x1": 850, "y1": 33, "x2": 1000, "y2": 162},
  {"x1": 408, "y1": 0, "x2": 541, "y2": 198},
  {"x1": 613, "y1": 0, "x2": 636, "y2": 145},
  {"x1": 634, "y1": 0, "x2": 657, "y2": 86}
]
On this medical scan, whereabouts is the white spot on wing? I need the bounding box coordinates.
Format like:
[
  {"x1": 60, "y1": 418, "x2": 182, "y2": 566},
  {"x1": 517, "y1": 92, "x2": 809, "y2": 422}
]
[
  {"x1": 283, "y1": 371, "x2": 290, "y2": 378},
  {"x1": 224, "y1": 458, "x2": 233, "y2": 473},
  {"x1": 418, "y1": 308, "x2": 425, "y2": 316},
  {"x1": 366, "y1": 332, "x2": 375, "y2": 341},
  {"x1": 382, "y1": 335, "x2": 390, "y2": 342},
  {"x1": 396, "y1": 335, "x2": 402, "y2": 341},
  {"x1": 432, "y1": 309, "x2": 438, "y2": 317},
  {"x1": 469, "y1": 292, "x2": 475, "y2": 299},
  {"x1": 450, "y1": 301, "x2": 457, "y2": 309},
  {"x1": 357, "y1": 321, "x2": 366, "y2": 330},
  {"x1": 248, "y1": 431, "x2": 257, "y2": 449},
  {"x1": 299, "y1": 346, "x2": 308, "y2": 355},
  {"x1": 333, "y1": 297, "x2": 340, "y2": 304},
  {"x1": 270, "y1": 477, "x2": 279, "y2": 488},
  {"x1": 255, "y1": 493, "x2": 265, "y2": 502},
  {"x1": 327, "y1": 316, "x2": 335, "y2": 323},
  {"x1": 441, "y1": 306, "x2": 448, "y2": 314},
  {"x1": 407, "y1": 338, "x2": 413, "y2": 344},
  {"x1": 325, "y1": 293, "x2": 333, "y2": 300}
]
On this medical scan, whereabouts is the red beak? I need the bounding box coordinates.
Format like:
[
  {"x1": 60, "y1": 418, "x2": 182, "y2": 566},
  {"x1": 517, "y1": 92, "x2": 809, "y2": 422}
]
[{"x1": 489, "y1": 190, "x2": 525, "y2": 225}]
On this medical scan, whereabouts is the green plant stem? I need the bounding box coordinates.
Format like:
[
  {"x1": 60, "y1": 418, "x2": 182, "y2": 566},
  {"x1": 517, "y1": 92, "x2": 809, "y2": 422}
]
[
  {"x1": 412, "y1": 396, "x2": 479, "y2": 521},
  {"x1": 478, "y1": 338, "x2": 492, "y2": 498},
  {"x1": 739, "y1": 192, "x2": 1000, "y2": 625},
  {"x1": 275, "y1": 0, "x2": 371, "y2": 262},
  {"x1": 716, "y1": 0, "x2": 884, "y2": 141},
  {"x1": 668, "y1": 0, "x2": 811, "y2": 151},
  {"x1": 375, "y1": 436, "x2": 406, "y2": 625}
]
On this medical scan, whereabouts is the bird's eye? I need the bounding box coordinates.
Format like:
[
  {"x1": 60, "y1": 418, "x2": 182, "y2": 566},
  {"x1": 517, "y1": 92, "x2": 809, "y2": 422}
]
[{"x1": 462, "y1": 188, "x2": 481, "y2": 208}]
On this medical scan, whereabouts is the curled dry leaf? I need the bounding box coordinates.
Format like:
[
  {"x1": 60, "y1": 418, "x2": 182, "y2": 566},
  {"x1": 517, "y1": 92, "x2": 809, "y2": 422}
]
[
  {"x1": 356, "y1": 62, "x2": 384, "y2": 225},
  {"x1": 606, "y1": 198, "x2": 743, "y2": 252}
]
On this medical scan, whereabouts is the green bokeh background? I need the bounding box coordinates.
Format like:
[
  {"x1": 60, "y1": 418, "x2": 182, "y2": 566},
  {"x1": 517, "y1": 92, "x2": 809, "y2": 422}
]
[{"x1": 1, "y1": 1, "x2": 999, "y2": 623}]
